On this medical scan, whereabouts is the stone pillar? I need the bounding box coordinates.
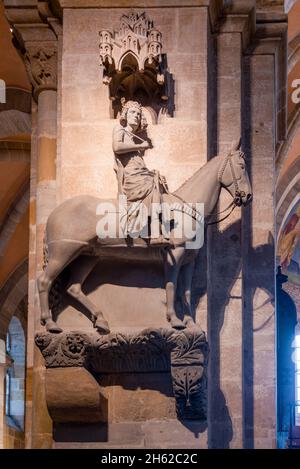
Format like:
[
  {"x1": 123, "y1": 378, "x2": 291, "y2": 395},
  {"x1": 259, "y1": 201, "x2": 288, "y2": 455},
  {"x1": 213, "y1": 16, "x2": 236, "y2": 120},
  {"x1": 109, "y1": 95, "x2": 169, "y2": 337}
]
[
  {"x1": 207, "y1": 3, "x2": 254, "y2": 448},
  {"x1": 31, "y1": 84, "x2": 58, "y2": 449},
  {"x1": 25, "y1": 99, "x2": 37, "y2": 449},
  {"x1": 3, "y1": 4, "x2": 61, "y2": 446},
  {"x1": 242, "y1": 19, "x2": 287, "y2": 448},
  {"x1": 30, "y1": 54, "x2": 58, "y2": 449}
]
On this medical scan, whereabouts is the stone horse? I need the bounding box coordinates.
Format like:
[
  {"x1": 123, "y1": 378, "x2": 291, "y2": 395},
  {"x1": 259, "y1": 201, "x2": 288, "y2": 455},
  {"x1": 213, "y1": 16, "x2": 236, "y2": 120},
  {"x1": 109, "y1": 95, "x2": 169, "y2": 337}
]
[{"x1": 38, "y1": 143, "x2": 252, "y2": 333}]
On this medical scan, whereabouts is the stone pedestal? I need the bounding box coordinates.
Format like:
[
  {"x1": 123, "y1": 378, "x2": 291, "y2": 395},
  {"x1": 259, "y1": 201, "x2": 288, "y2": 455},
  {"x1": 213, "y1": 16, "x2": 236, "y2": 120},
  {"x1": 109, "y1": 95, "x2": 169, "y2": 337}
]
[{"x1": 35, "y1": 328, "x2": 208, "y2": 447}]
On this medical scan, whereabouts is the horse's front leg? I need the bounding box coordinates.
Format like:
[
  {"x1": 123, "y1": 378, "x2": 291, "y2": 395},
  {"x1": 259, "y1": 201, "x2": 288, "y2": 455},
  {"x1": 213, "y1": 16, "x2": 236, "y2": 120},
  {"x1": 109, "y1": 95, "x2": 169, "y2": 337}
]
[
  {"x1": 163, "y1": 247, "x2": 185, "y2": 329},
  {"x1": 181, "y1": 260, "x2": 196, "y2": 327}
]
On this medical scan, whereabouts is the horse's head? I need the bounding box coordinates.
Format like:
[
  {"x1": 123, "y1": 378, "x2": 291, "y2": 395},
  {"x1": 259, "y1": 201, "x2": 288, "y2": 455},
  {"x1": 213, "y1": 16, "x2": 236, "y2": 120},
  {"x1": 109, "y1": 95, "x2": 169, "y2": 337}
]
[{"x1": 218, "y1": 145, "x2": 252, "y2": 207}]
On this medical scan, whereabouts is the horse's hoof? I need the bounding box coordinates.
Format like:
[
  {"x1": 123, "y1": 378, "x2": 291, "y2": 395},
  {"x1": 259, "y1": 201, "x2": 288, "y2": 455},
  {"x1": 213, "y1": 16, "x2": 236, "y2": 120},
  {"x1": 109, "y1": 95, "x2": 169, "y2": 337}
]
[
  {"x1": 167, "y1": 314, "x2": 186, "y2": 330},
  {"x1": 45, "y1": 320, "x2": 63, "y2": 334},
  {"x1": 171, "y1": 321, "x2": 186, "y2": 330},
  {"x1": 94, "y1": 318, "x2": 110, "y2": 335}
]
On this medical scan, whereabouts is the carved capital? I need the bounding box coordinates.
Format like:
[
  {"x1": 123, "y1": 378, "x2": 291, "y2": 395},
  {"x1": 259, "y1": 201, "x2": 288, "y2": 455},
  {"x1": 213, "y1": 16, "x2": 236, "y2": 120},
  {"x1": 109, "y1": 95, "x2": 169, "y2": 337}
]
[
  {"x1": 24, "y1": 43, "x2": 57, "y2": 99},
  {"x1": 4, "y1": 1, "x2": 60, "y2": 100}
]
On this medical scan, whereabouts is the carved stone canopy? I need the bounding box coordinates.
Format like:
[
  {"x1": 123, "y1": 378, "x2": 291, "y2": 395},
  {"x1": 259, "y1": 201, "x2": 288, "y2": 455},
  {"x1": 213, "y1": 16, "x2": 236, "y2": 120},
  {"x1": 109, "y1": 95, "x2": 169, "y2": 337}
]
[
  {"x1": 36, "y1": 327, "x2": 209, "y2": 421},
  {"x1": 99, "y1": 10, "x2": 174, "y2": 117}
]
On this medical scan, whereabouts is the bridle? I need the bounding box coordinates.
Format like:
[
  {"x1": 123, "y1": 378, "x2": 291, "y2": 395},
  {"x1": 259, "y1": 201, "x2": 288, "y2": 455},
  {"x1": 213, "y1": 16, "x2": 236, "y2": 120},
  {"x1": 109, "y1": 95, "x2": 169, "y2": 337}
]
[
  {"x1": 206, "y1": 150, "x2": 246, "y2": 225},
  {"x1": 155, "y1": 149, "x2": 247, "y2": 227},
  {"x1": 218, "y1": 150, "x2": 246, "y2": 206},
  {"x1": 119, "y1": 129, "x2": 247, "y2": 227}
]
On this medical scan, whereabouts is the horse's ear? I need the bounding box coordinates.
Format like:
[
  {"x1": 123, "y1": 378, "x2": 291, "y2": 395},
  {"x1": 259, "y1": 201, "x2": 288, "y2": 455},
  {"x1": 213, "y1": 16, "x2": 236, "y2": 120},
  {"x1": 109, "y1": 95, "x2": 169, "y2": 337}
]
[{"x1": 231, "y1": 138, "x2": 241, "y2": 152}]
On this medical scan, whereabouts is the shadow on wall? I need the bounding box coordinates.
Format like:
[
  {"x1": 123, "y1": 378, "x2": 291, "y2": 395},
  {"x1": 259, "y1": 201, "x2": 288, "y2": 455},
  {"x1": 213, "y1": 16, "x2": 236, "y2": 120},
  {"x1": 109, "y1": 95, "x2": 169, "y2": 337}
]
[{"x1": 203, "y1": 220, "x2": 275, "y2": 448}]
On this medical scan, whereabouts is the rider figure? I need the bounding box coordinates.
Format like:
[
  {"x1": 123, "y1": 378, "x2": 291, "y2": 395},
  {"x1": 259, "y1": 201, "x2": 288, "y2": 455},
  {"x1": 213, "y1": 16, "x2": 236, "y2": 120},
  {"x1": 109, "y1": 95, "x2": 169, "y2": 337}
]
[{"x1": 112, "y1": 100, "x2": 169, "y2": 243}]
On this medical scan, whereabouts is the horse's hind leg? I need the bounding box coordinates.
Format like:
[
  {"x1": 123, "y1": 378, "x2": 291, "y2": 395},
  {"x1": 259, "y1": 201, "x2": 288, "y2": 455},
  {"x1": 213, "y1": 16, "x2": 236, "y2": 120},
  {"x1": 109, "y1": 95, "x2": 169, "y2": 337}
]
[
  {"x1": 66, "y1": 255, "x2": 110, "y2": 335},
  {"x1": 37, "y1": 241, "x2": 83, "y2": 333},
  {"x1": 38, "y1": 257, "x2": 65, "y2": 333}
]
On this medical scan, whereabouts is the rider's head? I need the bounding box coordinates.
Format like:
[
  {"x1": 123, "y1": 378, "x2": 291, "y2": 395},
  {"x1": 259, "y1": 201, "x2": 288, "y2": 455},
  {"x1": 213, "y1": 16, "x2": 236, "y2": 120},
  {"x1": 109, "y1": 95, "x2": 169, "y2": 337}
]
[{"x1": 119, "y1": 100, "x2": 148, "y2": 133}]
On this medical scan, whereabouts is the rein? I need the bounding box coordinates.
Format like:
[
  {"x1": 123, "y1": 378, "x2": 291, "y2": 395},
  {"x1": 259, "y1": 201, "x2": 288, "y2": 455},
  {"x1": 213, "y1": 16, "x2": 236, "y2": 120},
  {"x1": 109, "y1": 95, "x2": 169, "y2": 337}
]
[
  {"x1": 172, "y1": 150, "x2": 243, "y2": 226},
  {"x1": 206, "y1": 202, "x2": 236, "y2": 226},
  {"x1": 120, "y1": 129, "x2": 244, "y2": 228}
]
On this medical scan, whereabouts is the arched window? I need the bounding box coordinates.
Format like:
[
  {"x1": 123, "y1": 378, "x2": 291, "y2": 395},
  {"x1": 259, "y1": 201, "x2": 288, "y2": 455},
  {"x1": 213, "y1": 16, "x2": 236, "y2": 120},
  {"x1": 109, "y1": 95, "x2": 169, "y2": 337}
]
[
  {"x1": 295, "y1": 322, "x2": 300, "y2": 425},
  {"x1": 276, "y1": 267, "x2": 297, "y2": 448},
  {"x1": 5, "y1": 317, "x2": 25, "y2": 431}
]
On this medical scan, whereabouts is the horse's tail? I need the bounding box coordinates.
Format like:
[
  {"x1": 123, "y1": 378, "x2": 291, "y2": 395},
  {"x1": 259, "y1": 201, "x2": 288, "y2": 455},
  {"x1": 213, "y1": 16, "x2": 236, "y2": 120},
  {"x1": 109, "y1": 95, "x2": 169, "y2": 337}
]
[
  {"x1": 43, "y1": 231, "x2": 49, "y2": 270},
  {"x1": 43, "y1": 230, "x2": 63, "y2": 319},
  {"x1": 49, "y1": 276, "x2": 63, "y2": 320}
]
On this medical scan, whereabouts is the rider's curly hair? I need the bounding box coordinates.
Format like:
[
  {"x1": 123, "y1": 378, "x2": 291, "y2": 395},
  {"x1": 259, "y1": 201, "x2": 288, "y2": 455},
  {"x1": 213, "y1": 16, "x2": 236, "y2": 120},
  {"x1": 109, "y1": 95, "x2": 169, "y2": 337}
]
[{"x1": 119, "y1": 99, "x2": 148, "y2": 132}]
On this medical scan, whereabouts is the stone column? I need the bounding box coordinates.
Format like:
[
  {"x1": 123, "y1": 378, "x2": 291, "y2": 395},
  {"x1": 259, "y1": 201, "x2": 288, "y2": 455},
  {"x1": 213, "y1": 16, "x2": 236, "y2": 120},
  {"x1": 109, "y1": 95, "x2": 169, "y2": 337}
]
[
  {"x1": 242, "y1": 19, "x2": 287, "y2": 448},
  {"x1": 25, "y1": 98, "x2": 37, "y2": 449},
  {"x1": 4, "y1": 5, "x2": 61, "y2": 445},
  {"x1": 29, "y1": 47, "x2": 58, "y2": 449},
  {"x1": 207, "y1": 3, "x2": 255, "y2": 448}
]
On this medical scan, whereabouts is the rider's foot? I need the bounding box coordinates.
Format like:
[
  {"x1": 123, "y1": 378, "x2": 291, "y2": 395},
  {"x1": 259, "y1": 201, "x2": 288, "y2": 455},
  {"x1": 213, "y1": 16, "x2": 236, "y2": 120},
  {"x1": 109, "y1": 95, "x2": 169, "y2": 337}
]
[
  {"x1": 94, "y1": 317, "x2": 110, "y2": 335},
  {"x1": 44, "y1": 319, "x2": 63, "y2": 333}
]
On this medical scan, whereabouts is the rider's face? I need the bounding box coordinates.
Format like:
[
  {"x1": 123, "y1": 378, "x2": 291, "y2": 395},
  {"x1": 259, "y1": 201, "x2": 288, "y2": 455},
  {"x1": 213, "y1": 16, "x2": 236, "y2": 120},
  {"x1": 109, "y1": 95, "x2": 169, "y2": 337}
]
[{"x1": 126, "y1": 107, "x2": 141, "y2": 130}]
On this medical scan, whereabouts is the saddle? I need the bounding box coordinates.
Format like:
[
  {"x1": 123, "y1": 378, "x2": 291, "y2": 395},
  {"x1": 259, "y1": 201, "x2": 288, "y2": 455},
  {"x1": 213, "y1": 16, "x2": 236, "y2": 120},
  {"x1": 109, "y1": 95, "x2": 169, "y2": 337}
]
[{"x1": 101, "y1": 194, "x2": 188, "y2": 248}]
